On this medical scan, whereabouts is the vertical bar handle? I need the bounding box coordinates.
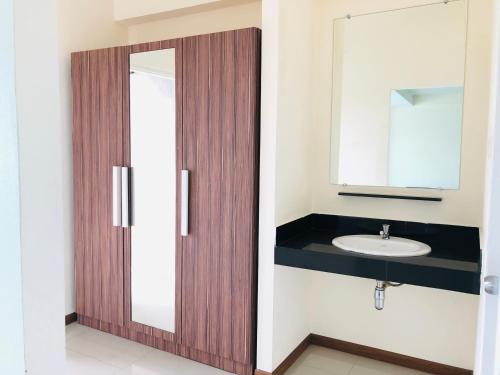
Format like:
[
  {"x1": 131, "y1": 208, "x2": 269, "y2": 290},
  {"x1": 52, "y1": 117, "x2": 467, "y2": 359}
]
[
  {"x1": 121, "y1": 167, "x2": 130, "y2": 228},
  {"x1": 181, "y1": 169, "x2": 189, "y2": 236},
  {"x1": 112, "y1": 166, "x2": 122, "y2": 227}
]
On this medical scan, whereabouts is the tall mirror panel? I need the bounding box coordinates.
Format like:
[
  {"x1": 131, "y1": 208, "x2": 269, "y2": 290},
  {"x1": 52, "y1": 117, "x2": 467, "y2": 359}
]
[
  {"x1": 129, "y1": 48, "x2": 176, "y2": 332},
  {"x1": 330, "y1": 1, "x2": 467, "y2": 189}
]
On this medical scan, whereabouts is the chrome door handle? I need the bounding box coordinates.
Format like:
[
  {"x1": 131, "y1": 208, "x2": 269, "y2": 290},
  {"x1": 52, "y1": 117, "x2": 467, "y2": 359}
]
[
  {"x1": 484, "y1": 275, "x2": 499, "y2": 295},
  {"x1": 121, "y1": 167, "x2": 130, "y2": 228},
  {"x1": 112, "y1": 166, "x2": 122, "y2": 227},
  {"x1": 181, "y1": 169, "x2": 189, "y2": 236}
]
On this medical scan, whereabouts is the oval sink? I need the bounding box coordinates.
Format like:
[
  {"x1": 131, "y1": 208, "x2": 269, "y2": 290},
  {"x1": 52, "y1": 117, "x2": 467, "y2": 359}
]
[{"x1": 332, "y1": 235, "x2": 431, "y2": 257}]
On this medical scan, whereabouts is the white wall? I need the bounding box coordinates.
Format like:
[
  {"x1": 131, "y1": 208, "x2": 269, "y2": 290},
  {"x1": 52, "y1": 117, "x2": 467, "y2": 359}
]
[
  {"x1": 13, "y1": 0, "x2": 66, "y2": 372},
  {"x1": 270, "y1": 0, "x2": 316, "y2": 370},
  {"x1": 127, "y1": 1, "x2": 261, "y2": 44},
  {"x1": 272, "y1": 266, "x2": 312, "y2": 368},
  {"x1": 0, "y1": 0, "x2": 25, "y2": 373},
  {"x1": 257, "y1": 0, "x2": 278, "y2": 371},
  {"x1": 114, "y1": 0, "x2": 261, "y2": 23},
  {"x1": 274, "y1": 0, "x2": 314, "y2": 226},
  {"x1": 475, "y1": 1, "x2": 500, "y2": 372},
  {"x1": 114, "y1": 0, "x2": 224, "y2": 21},
  {"x1": 2, "y1": 0, "x2": 126, "y2": 371},
  {"x1": 269, "y1": 0, "x2": 493, "y2": 371},
  {"x1": 58, "y1": 0, "x2": 127, "y2": 315}
]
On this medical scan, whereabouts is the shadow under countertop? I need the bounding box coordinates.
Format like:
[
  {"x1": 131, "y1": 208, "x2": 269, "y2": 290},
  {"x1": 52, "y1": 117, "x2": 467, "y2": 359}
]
[{"x1": 275, "y1": 214, "x2": 481, "y2": 294}]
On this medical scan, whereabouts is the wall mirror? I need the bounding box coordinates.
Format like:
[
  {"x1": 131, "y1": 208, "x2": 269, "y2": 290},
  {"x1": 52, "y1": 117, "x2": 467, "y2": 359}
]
[
  {"x1": 330, "y1": 0, "x2": 467, "y2": 189},
  {"x1": 129, "y1": 48, "x2": 176, "y2": 332}
]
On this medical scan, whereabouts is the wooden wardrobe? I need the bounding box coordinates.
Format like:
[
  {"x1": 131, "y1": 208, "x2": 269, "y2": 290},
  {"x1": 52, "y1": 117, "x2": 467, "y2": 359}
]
[{"x1": 71, "y1": 28, "x2": 260, "y2": 375}]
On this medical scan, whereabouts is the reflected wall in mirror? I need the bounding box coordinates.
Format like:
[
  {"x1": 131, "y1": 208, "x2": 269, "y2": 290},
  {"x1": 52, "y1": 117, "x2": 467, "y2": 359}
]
[
  {"x1": 130, "y1": 48, "x2": 176, "y2": 332},
  {"x1": 330, "y1": 1, "x2": 467, "y2": 189}
]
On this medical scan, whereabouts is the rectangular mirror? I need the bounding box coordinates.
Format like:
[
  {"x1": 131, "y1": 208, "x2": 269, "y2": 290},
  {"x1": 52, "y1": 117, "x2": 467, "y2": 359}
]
[
  {"x1": 130, "y1": 48, "x2": 176, "y2": 332},
  {"x1": 330, "y1": 1, "x2": 467, "y2": 189}
]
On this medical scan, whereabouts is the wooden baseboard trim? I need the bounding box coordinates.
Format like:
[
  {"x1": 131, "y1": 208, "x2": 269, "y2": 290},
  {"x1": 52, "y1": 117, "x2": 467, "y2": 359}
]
[
  {"x1": 254, "y1": 334, "x2": 311, "y2": 375},
  {"x1": 255, "y1": 333, "x2": 472, "y2": 375},
  {"x1": 309, "y1": 334, "x2": 473, "y2": 375},
  {"x1": 65, "y1": 312, "x2": 77, "y2": 326},
  {"x1": 273, "y1": 335, "x2": 311, "y2": 375}
]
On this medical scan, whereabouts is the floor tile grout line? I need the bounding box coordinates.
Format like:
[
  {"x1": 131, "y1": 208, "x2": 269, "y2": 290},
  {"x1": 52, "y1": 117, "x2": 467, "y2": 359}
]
[
  {"x1": 65, "y1": 333, "x2": 152, "y2": 370},
  {"x1": 292, "y1": 361, "x2": 355, "y2": 375},
  {"x1": 288, "y1": 363, "x2": 348, "y2": 375},
  {"x1": 346, "y1": 362, "x2": 355, "y2": 375},
  {"x1": 301, "y1": 347, "x2": 359, "y2": 375},
  {"x1": 67, "y1": 327, "x2": 153, "y2": 351},
  {"x1": 66, "y1": 348, "x2": 123, "y2": 371},
  {"x1": 65, "y1": 324, "x2": 93, "y2": 342},
  {"x1": 71, "y1": 326, "x2": 156, "y2": 355},
  {"x1": 126, "y1": 348, "x2": 157, "y2": 371}
]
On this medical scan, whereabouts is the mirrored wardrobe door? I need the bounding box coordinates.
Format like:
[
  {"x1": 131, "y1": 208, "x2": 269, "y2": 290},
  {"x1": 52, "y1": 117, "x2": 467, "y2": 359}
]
[{"x1": 126, "y1": 45, "x2": 181, "y2": 334}]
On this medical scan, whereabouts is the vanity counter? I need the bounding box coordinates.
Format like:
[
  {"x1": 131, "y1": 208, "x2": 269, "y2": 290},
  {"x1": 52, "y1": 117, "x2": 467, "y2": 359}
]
[{"x1": 275, "y1": 214, "x2": 481, "y2": 294}]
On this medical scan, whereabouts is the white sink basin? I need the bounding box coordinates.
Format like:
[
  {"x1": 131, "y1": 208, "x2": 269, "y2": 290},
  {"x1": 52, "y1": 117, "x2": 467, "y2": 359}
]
[{"x1": 332, "y1": 235, "x2": 431, "y2": 257}]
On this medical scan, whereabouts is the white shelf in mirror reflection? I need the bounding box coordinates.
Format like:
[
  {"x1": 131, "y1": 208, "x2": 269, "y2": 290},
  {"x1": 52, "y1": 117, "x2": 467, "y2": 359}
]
[{"x1": 332, "y1": 235, "x2": 431, "y2": 257}]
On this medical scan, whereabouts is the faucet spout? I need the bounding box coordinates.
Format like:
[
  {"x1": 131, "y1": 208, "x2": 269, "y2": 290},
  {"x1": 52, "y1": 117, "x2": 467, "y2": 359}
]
[{"x1": 380, "y1": 224, "x2": 390, "y2": 240}]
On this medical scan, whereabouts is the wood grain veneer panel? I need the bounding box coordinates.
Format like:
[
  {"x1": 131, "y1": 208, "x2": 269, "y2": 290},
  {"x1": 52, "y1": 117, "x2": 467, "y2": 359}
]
[
  {"x1": 207, "y1": 31, "x2": 224, "y2": 357},
  {"x1": 72, "y1": 47, "x2": 126, "y2": 326},
  {"x1": 72, "y1": 51, "x2": 85, "y2": 317},
  {"x1": 97, "y1": 47, "x2": 125, "y2": 325},
  {"x1": 233, "y1": 27, "x2": 261, "y2": 365},
  {"x1": 220, "y1": 29, "x2": 236, "y2": 361},
  {"x1": 181, "y1": 28, "x2": 261, "y2": 366},
  {"x1": 181, "y1": 32, "x2": 211, "y2": 353}
]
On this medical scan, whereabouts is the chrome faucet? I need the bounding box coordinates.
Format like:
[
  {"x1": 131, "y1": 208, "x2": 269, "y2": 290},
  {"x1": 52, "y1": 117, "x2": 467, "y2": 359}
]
[{"x1": 380, "y1": 224, "x2": 390, "y2": 240}]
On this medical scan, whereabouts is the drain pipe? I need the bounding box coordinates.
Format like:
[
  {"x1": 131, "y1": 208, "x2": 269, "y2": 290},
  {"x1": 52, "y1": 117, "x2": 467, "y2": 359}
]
[
  {"x1": 374, "y1": 281, "x2": 386, "y2": 310},
  {"x1": 374, "y1": 280, "x2": 404, "y2": 310}
]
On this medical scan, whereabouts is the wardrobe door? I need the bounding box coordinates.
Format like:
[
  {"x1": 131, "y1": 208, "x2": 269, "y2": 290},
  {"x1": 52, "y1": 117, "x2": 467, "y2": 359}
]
[
  {"x1": 72, "y1": 47, "x2": 128, "y2": 326},
  {"x1": 181, "y1": 28, "x2": 260, "y2": 365}
]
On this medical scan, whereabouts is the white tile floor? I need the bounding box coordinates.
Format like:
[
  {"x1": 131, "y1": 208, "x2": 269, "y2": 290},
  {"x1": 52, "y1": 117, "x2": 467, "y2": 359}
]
[{"x1": 66, "y1": 324, "x2": 432, "y2": 375}]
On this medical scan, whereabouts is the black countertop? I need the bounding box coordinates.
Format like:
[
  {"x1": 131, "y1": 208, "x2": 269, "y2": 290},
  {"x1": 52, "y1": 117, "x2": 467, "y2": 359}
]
[{"x1": 275, "y1": 214, "x2": 481, "y2": 294}]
